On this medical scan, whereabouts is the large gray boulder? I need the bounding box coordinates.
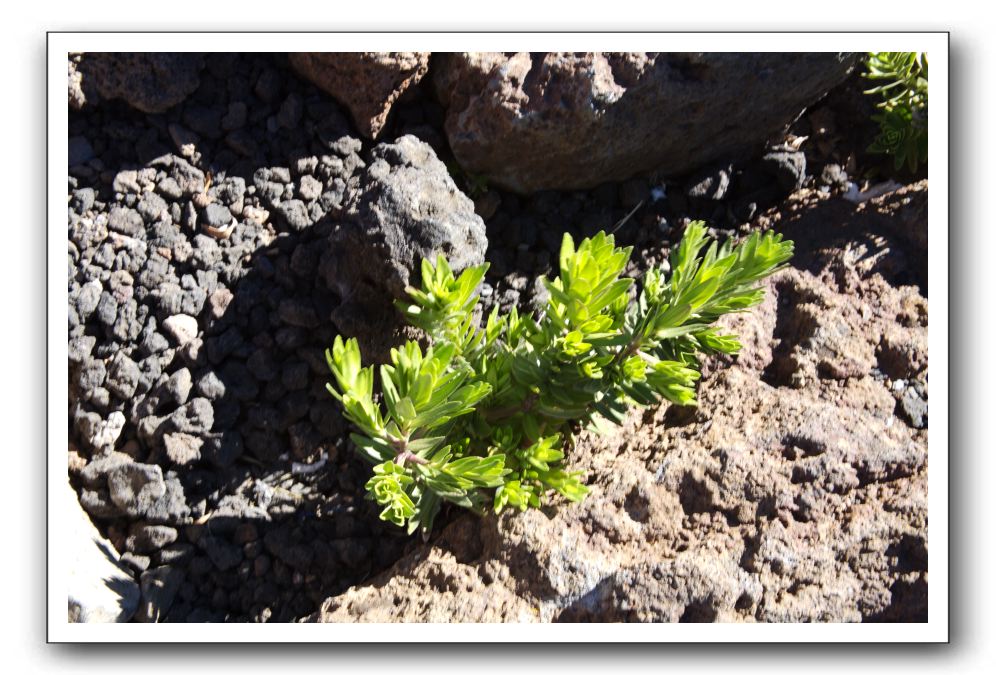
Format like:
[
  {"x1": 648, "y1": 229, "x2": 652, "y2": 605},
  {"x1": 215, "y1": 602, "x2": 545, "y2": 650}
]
[
  {"x1": 434, "y1": 52, "x2": 859, "y2": 193},
  {"x1": 321, "y1": 135, "x2": 487, "y2": 362}
]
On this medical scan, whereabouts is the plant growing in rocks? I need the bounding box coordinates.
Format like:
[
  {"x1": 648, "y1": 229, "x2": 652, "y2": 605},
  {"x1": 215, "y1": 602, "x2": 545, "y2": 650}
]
[
  {"x1": 326, "y1": 222, "x2": 793, "y2": 537},
  {"x1": 864, "y1": 51, "x2": 928, "y2": 172}
]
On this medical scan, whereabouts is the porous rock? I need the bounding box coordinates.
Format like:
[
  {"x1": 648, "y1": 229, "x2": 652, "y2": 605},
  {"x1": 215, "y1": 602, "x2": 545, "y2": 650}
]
[
  {"x1": 434, "y1": 52, "x2": 858, "y2": 193},
  {"x1": 107, "y1": 462, "x2": 166, "y2": 518},
  {"x1": 289, "y1": 52, "x2": 430, "y2": 139},
  {"x1": 321, "y1": 135, "x2": 487, "y2": 361},
  {"x1": 77, "y1": 52, "x2": 205, "y2": 113}
]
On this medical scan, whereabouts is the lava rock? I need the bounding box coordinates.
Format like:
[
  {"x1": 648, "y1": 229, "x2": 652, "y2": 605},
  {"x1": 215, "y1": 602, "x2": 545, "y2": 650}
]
[
  {"x1": 200, "y1": 535, "x2": 244, "y2": 571},
  {"x1": 433, "y1": 52, "x2": 856, "y2": 193},
  {"x1": 166, "y1": 398, "x2": 215, "y2": 436},
  {"x1": 107, "y1": 462, "x2": 166, "y2": 518},
  {"x1": 761, "y1": 150, "x2": 807, "y2": 193},
  {"x1": 108, "y1": 207, "x2": 144, "y2": 237},
  {"x1": 106, "y1": 352, "x2": 141, "y2": 399},
  {"x1": 323, "y1": 135, "x2": 487, "y2": 361},
  {"x1": 289, "y1": 52, "x2": 430, "y2": 139},
  {"x1": 127, "y1": 523, "x2": 180, "y2": 554},
  {"x1": 68, "y1": 136, "x2": 95, "y2": 167},
  {"x1": 163, "y1": 432, "x2": 203, "y2": 465},
  {"x1": 164, "y1": 368, "x2": 193, "y2": 406},
  {"x1": 275, "y1": 199, "x2": 312, "y2": 232},
  {"x1": 203, "y1": 203, "x2": 233, "y2": 229},
  {"x1": 201, "y1": 432, "x2": 243, "y2": 469}
]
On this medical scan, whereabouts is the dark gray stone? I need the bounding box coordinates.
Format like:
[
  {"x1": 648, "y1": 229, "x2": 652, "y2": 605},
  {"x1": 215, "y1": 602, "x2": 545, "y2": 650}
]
[
  {"x1": 68, "y1": 335, "x2": 97, "y2": 364},
  {"x1": 69, "y1": 136, "x2": 95, "y2": 167},
  {"x1": 137, "y1": 192, "x2": 169, "y2": 223},
  {"x1": 107, "y1": 462, "x2": 166, "y2": 518},
  {"x1": 95, "y1": 291, "x2": 118, "y2": 328},
  {"x1": 108, "y1": 207, "x2": 144, "y2": 236},
  {"x1": 221, "y1": 101, "x2": 248, "y2": 131},
  {"x1": 164, "y1": 368, "x2": 193, "y2": 406},
  {"x1": 127, "y1": 523, "x2": 179, "y2": 554},
  {"x1": 323, "y1": 135, "x2": 487, "y2": 361},
  {"x1": 819, "y1": 163, "x2": 849, "y2": 192},
  {"x1": 275, "y1": 199, "x2": 311, "y2": 232},
  {"x1": 281, "y1": 361, "x2": 310, "y2": 391},
  {"x1": 277, "y1": 93, "x2": 304, "y2": 129},
  {"x1": 75, "y1": 358, "x2": 107, "y2": 392},
  {"x1": 195, "y1": 371, "x2": 226, "y2": 400},
  {"x1": 183, "y1": 105, "x2": 224, "y2": 140},
  {"x1": 761, "y1": 150, "x2": 807, "y2": 192},
  {"x1": 71, "y1": 187, "x2": 96, "y2": 214},
  {"x1": 140, "y1": 330, "x2": 170, "y2": 356},
  {"x1": 200, "y1": 535, "x2": 243, "y2": 571},
  {"x1": 254, "y1": 68, "x2": 283, "y2": 103},
  {"x1": 277, "y1": 299, "x2": 319, "y2": 328},
  {"x1": 78, "y1": 487, "x2": 122, "y2": 519},
  {"x1": 167, "y1": 398, "x2": 214, "y2": 435},
  {"x1": 81, "y1": 52, "x2": 204, "y2": 113},
  {"x1": 142, "y1": 474, "x2": 191, "y2": 524},
  {"x1": 110, "y1": 298, "x2": 143, "y2": 342},
  {"x1": 247, "y1": 349, "x2": 278, "y2": 382},
  {"x1": 156, "y1": 177, "x2": 183, "y2": 200},
  {"x1": 106, "y1": 352, "x2": 141, "y2": 399},
  {"x1": 203, "y1": 203, "x2": 233, "y2": 229},
  {"x1": 201, "y1": 432, "x2": 243, "y2": 469},
  {"x1": 219, "y1": 361, "x2": 258, "y2": 401}
]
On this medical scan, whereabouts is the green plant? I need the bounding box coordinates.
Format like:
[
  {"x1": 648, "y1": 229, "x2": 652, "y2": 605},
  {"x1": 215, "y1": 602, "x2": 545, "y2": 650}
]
[
  {"x1": 326, "y1": 222, "x2": 793, "y2": 537},
  {"x1": 864, "y1": 51, "x2": 928, "y2": 172}
]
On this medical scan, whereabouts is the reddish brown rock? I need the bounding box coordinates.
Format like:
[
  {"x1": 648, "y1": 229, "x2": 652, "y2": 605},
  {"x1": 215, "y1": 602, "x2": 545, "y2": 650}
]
[
  {"x1": 434, "y1": 52, "x2": 858, "y2": 193},
  {"x1": 289, "y1": 52, "x2": 430, "y2": 139}
]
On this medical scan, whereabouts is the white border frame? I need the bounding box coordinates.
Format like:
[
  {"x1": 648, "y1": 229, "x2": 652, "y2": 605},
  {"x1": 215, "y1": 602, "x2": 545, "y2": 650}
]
[{"x1": 48, "y1": 32, "x2": 949, "y2": 643}]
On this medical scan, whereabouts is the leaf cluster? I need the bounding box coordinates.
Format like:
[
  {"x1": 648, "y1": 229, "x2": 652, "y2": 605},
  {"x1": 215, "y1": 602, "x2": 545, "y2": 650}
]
[
  {"x1": 864, "y1": 51, "x2": 928, "y2": 172},
  {"x1": 326, "y1": 222, "x2": 793, "y2": 537}
]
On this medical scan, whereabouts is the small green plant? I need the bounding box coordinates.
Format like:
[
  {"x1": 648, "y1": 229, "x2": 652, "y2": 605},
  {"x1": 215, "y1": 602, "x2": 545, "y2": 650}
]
[
  {"x1": 326, "y1": 223, "x2": 793, "y2": 537},
  {"x1": 864, "y1": 51, "x2": 928, "y2": 172}
]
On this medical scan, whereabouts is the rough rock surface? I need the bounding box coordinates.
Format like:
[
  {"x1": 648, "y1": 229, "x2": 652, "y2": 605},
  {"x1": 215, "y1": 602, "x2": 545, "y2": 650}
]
[
  {"x1": 322, "y1": 134, "x2": 488, "y2": 361},
  {"x1": 67, "y1": 480, "x2": 140, "y2": 622},
  {"x1": 434, "y1": 52, "x2": 858, "y2": 193},
  {"x1": 290, "y1": 52, "x2": 430, "y2": 139},
  {"x1": 76, "y1": 53, "x2": 205, "y2": 113},
  {"x1": 307, "y1": 186, "x2": 928, "y2": 623},
  {"x1": 68, "y1": 53, "x2": 86, "y2": 110}
]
